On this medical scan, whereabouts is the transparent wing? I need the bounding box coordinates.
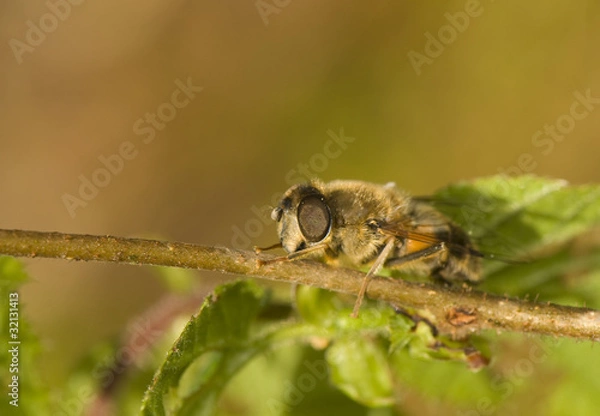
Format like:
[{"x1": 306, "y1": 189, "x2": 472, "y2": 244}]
[
  {"x1": 412, "y1": 196, "x2": 530, "y2": 263},
  {"x1": 375, "y1": 220, "x2": 486, "y2": 259}
]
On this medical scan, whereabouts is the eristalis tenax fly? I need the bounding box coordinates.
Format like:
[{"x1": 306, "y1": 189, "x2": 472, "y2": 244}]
[{"x1": 256, "y1": 179, "x2": 483, "y2": 317}]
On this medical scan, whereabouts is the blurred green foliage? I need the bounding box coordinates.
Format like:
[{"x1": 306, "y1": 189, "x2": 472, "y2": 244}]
[
  {"x1": 2, "y1": 176, "x2": 599, "y2": 415},
  {"x1": 2, "y1": 1, "x2": 600, "y2": 415}
]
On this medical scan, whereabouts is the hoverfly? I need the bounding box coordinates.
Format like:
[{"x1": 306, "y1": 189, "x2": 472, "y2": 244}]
[{"x1": 256, "y1": 180, "x2": 484, "y2": 317}]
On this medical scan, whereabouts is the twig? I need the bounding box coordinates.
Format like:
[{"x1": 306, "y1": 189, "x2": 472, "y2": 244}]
[{"x1": 1, "y1": 229, "x2": 599, "y2": 341}]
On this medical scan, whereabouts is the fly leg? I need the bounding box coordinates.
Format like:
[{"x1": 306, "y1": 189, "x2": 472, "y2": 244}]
[
  {"x1": 255, "y1": 242, "x2": 329, "y2": 313},
  {"x1": 255, "y1": 243, "x2": 329, "y2": 266},
  {"x1": 384, "y1": 242, "x2": 447, "y2": 269},
  {"x1": 254, "y1": 242, "x2": 282, "y2": 253},
  {"x1": 351, "y1": 237, "x2": 397, "y2": 318},
  {"x1": 352, "y1": 238, "x2": 447, "y2": 318}
]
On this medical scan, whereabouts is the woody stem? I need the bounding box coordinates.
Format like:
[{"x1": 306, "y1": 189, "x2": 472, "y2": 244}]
[{"x1": 0, "y1": 228, "x2": 598, "y2": 341}]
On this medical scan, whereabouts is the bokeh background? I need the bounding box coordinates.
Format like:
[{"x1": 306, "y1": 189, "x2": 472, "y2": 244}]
[{"x1": 1, "y1": 0, "x2": 599, "y2": 411}]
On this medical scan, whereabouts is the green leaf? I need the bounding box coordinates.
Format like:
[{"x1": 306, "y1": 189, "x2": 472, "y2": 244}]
[
  {"x1": 0, "y1": 256, "x2": 29, "y2": 287},
  {"x1": 436, "y1": 175, "x2": 600, "y2": 254},
  {"x1": 326, "y1": 337, "x2": 394, "y2": 407},
  {"x1": 482, "y1": 247, "x2": 600, "y2": 302},
  {"x1": 153, "y1": 266, "x2": 198, "y2": 293},
  {"x1": 138, "y1": 175, "x2": 600, "y2": 414},
  {"x1": 0, "y1": 257, "x2": 50, "y2": 416},
  {"x1": 435, "y1": 176, "x2": 600, "y2": 296},
  {"x1": 217, "y1": 344, "x2": 367, "y2": 416},
  {"x1": 296, "y1": 286, "x2": 415, "y2": 336},
  {"x1": 140, "y1": 280, "x2": 270, "y2": 416},
  {"x1": 390, "y1": 347, "x2": 501, "y2": 408},
  {"x1": 539, "y1": 338, "x2": 600, "y2": 416},
  {"x1": 295, "y1": 285, "x2": 344, "y2": 326}
]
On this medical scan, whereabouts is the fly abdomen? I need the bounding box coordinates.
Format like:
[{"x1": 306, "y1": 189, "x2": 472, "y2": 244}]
[{"x1": 436, "y1": 223, "x2": 482, "y2": 282}]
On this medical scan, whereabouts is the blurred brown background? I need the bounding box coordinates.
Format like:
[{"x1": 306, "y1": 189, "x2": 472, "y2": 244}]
[{"x1": 1, "y1": 0, "x2": 599, "y2": 386}]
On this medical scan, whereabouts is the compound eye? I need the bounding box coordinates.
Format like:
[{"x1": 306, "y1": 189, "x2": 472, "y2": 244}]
[{"x1": 297, "y1": 195, "x2": 331, "y2": 242}]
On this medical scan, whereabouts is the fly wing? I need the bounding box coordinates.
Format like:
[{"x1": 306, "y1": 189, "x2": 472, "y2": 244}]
[
  {"x1": 377, "y1": 220, "x2": 485, "y2": 259},
  {"x1": 410, "y1": 196, "x2": 529, "y2": 263}
]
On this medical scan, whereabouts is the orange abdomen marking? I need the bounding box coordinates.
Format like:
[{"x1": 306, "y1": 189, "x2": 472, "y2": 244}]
[{"x1": 404, "y1": 238, "x2": 434, "y2": 254}]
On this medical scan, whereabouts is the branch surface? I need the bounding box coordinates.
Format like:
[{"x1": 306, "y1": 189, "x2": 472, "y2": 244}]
[{"x1": 1, "y1": 229, "x2": 598, "y2": 340}]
